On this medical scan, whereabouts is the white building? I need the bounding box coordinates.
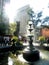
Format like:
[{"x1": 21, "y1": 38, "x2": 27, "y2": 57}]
[{"x1": 15, "y1": 5, "x2": 31, "y2": 36}]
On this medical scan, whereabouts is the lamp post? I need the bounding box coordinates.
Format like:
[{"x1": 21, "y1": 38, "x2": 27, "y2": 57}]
[{"x1": 23, "y1": 21, "x2": 40, "y2": 62}]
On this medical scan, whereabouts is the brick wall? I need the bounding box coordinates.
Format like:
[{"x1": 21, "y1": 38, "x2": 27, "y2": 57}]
[{"x1": 41, "y1": 28, "x2": 49, "y2": 38}]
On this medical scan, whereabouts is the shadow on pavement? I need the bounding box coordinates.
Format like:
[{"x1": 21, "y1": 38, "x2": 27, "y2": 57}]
[{"x1": 27, "y1": 58, "x2": 49, "y2": 65}]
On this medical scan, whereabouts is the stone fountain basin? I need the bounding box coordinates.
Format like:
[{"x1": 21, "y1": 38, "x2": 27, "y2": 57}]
[{"x1": 23, "y1": 49, "x2": 40, "y2": 62}]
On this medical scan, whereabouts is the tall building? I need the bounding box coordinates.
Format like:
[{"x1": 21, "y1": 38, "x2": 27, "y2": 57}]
[{"x1": 15, "y1": 5, "x2": 31, "y2": 36}]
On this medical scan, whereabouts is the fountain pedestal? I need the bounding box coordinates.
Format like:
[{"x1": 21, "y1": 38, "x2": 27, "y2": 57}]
[
  {"x1": 23, "y1": 49, "x2": 39, "y2": 62},
  {"x1": 23, "y1": 21, "x2": 40, "y2": 62}
]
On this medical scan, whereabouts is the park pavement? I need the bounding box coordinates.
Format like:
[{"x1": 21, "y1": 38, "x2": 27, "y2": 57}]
[{"x1": 18, "y1": 42, "x2": 49, "y2": 65}]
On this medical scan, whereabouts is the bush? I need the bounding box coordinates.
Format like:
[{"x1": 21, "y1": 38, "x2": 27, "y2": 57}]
[
  {"x1": 38, "y1": 36, "x2": 45, "y2": 45},
  {"x1": 11, "y1": 36, "x2": 23, "y2": 45},
  {"x1": 11, "y1": 36, "x2": 18, "y2": 42}
]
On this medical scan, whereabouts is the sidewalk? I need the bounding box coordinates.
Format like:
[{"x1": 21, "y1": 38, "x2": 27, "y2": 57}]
[
  {"x1": 17, "y1": 42, "x2": 49, "y2": 65},
  {"x1": 18, "y1": 49, "x2": 49, "y2": 65}
]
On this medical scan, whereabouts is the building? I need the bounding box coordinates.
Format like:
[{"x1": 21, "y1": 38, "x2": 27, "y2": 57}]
[
  {"x1": 35, "y1": 25, "x2": 49, "y2": 42},
  {"x1": 15, "y1": 5, "x2": 31, "y2": 36},
  {"x1": 41, "y1": 25, "x2": 49, "y2": 38}
]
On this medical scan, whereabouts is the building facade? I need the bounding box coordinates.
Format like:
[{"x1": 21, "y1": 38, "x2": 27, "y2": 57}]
[
  {"x1": 41, "y1": 25, "x2": 49, "y2": 38},
  {"x1": 15, "y1": 5, "x2": 31, "y2": 36}
]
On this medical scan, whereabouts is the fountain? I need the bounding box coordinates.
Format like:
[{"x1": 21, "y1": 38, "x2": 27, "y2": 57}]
[{"x1": 23, "y1": 21, "x2": 40, "y2": 62}]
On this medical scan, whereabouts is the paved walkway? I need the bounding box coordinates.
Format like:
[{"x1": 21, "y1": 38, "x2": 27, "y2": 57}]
[
  {"x1": 34, "y1": 49, "x2": 49, "y2": 65},
  {"x1": 18, "y1": 42, "x2": 49, "y2": 65}
]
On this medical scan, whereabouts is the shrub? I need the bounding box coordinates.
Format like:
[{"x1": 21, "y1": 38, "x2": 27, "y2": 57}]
[
  {"x1": 11, "y1": 36, "x2": 18, "y2": 42},
  {"x1": 11, "y1": 36, "x2": 23, "y2": 45},
  {"x1": 39, "y1": 36, "x2": 45, "y2": 41},
  {"x1": 38, "y1": 36, "x2": 45, "y2": 45}
]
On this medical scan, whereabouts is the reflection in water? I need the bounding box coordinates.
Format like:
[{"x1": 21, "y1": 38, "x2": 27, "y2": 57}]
[{"x1": 8, "y1": 57, "x2": 13, "y2": 65}]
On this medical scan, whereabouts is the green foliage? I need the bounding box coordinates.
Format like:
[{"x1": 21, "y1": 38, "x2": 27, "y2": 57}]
[
  {"x1": 38, "y1": 36, "x2": 46, "y2": 46},
  {"x1": 14, "y1": 22, "x2": 20, "y2": 36},
  {"x1": 38, "y1": 36, "x2": 45, "y2": 43},
  {"x1": 11, "y1": 36, "x2": 23, "y2": 45},
  {"x1": 0, "y1": 22, "x2": 9, "y2": 34},
  {"x1": 0, "y1": 7, "x2": 9, "y2": 35},
  {"x1": 9, "y1": 22, "x2": 16, "y2": 35},
  {"x1": 11, "y1": 36, "x2": 18, "y2": 42}
]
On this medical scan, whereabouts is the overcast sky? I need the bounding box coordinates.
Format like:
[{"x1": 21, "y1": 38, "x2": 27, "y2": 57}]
[{"x1": 5, "y1": 0, "x2": 49, "y2": 23}]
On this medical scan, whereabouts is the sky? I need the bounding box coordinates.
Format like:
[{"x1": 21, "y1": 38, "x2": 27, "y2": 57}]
[{"x1": 4, "y1": 0, "x2": 49, "y2": 23}]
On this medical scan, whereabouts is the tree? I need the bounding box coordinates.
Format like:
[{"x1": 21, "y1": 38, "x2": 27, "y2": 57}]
[
  {"x1": 28, "y1": 9, "x2": 43, "y2": 27},
  {"x1": 28, "y1": 9, "x2": 43, "y2": 42},
  {"x1": 0, "y1": 11, "x2": 9, "y2": 35},
  {"x1": 0, "y1": 0, "x2": 9, "y2": 35},
  {"x1": 14, "y1": 22, "x2": 20, "y2": 36},
  {"x1": 42, "y1": 16, "x2": 49, "y2": 23},
  {"x1": 9, "y1": 21, "x2": 20, "y2": 36},
  {"x1": 9, "y1": 22, "x2": 16, "y2": 35}
]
